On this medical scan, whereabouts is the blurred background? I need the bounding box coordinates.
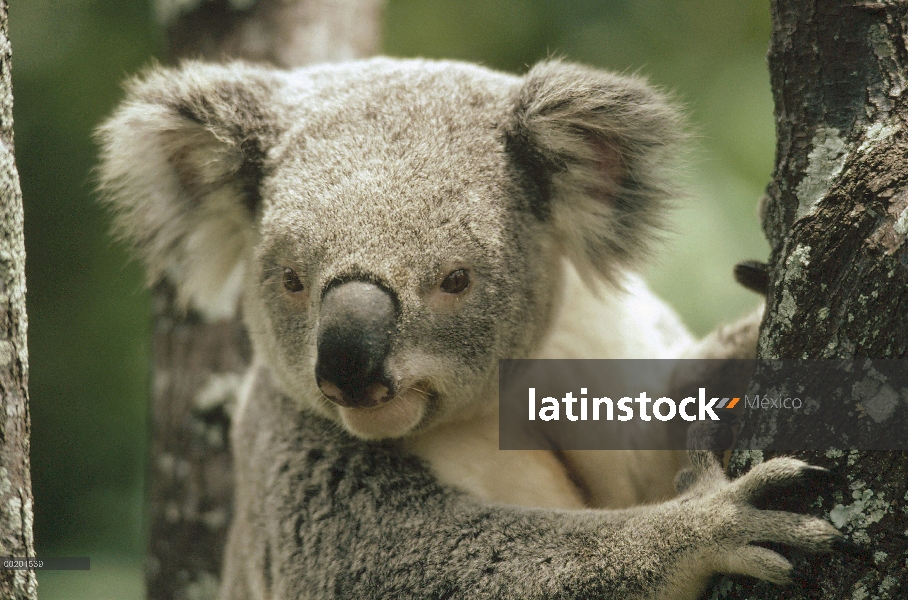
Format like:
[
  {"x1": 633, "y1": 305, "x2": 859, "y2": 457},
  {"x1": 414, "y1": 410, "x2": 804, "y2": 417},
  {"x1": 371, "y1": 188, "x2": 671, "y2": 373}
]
[{"x1": 9, "y1": 1, "x2": 772, "y2": 598}]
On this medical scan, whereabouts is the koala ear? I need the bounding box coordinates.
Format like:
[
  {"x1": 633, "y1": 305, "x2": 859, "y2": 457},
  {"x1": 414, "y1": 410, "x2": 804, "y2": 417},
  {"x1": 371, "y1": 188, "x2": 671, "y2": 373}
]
[
  {"x1": 96, "y1": 62, "x2": 286, "y2": 319},
  {"x1": 507, "y1": 60, "x2": 685, "y2": 285}
]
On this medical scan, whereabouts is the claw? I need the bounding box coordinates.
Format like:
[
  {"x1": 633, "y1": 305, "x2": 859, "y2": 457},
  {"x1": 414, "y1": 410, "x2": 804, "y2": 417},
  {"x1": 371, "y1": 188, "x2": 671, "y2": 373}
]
[
  {"x1": 786, "y1": 566, "x2": 810, "y2": 588},
  {"x1": 833, "y1": 537, "x2": 873, "y2": 561},
  {"x1": 734, "y1": 260, "x2": 769, "y2": 295},
  {"x1": 796, "y1": 465, "x2": 837, "y2": 493},
  {"x1": 799, "y1": 465, "x2": 830, "y2": 476}
]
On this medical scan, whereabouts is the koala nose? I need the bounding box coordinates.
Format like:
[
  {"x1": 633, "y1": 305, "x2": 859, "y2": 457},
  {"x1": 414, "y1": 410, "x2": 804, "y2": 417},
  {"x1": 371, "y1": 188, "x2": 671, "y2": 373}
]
[{"x1": 316, "y1": 280, "x2": 398, "y2": 408}]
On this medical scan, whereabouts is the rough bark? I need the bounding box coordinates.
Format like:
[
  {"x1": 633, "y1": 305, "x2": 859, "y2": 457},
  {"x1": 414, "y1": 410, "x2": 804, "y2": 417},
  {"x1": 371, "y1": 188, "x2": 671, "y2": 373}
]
[
  {"x1": 0, "y1": 2, "x2": 37, "y2": 599},
  {"x1": 722, "y1": 2, "x2": 908, "y2": 599},
  {"x1": 145, "y1": 1, "x2": 383, "y2": 598}
]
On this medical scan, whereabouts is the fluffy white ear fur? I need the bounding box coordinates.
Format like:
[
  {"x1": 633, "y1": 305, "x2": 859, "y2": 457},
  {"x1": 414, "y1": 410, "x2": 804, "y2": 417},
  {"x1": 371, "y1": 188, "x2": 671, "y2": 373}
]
[
  {"x1": 510, "y1": 60, "x2": 686, "y2": 286},
  {"x1": 96, "y1": 63, "x2": 281, "y2": 320}
]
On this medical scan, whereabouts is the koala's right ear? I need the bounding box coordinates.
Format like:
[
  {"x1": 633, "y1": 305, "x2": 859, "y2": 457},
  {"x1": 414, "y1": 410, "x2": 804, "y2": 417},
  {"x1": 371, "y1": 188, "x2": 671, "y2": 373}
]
[{"x1": 96, "y1": 62, "x2": 286, "y2": 319}]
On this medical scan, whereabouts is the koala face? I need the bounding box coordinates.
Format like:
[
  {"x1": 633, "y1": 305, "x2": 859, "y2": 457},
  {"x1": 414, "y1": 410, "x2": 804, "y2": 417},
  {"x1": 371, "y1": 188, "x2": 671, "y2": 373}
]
[
  {"x1": 246, "y1": 72, "x2": 560, "y2": 437},
  {"x1": 98, "y1": 58, "x2": 683, "y2": 440}
]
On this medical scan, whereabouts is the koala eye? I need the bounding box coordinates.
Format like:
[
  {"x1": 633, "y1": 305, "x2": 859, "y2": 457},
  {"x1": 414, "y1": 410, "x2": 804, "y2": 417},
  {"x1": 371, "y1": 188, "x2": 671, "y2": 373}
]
[
  {"x1": 440, "y1": 268, "x2": 471, "y2": 294},
  {"x1": 282, "y1": 267, "x2": 304, "y2": 292}
]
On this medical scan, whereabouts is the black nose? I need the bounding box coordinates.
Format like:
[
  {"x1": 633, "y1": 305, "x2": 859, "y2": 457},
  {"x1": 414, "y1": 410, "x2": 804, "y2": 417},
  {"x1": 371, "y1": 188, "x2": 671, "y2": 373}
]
[{"x1": 316, "y1": 280, "x2": 397, "y2": 408}]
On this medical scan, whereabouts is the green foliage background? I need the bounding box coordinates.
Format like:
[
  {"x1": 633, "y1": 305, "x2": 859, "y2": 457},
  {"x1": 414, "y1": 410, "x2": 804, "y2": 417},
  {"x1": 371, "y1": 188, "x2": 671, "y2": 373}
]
[{"x1": 9, "y1": 1, "x2": 771, "y2": 598}]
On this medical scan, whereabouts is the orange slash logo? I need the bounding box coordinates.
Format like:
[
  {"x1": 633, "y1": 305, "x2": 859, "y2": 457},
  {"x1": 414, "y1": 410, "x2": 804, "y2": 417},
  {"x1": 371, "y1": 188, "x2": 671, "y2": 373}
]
[{"x1": 716, "y1": 397, "x2": 740, "y2": 409}]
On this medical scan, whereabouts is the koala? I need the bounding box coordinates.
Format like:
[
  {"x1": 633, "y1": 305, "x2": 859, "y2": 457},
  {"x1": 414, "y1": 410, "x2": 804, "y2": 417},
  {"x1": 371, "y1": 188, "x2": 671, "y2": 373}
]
[{"x1": 97, "y1": 57, "x2": 841, "y2": 600}]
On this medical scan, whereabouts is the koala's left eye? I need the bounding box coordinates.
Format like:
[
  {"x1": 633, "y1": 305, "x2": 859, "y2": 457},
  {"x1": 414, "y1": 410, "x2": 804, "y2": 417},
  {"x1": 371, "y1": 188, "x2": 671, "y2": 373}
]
[
  {"x1": 283, "y1": 268, "x2": 304, "y2": 292},
  {"x1": 440, "y1": 269, "x2": 471, "y2": 294}
]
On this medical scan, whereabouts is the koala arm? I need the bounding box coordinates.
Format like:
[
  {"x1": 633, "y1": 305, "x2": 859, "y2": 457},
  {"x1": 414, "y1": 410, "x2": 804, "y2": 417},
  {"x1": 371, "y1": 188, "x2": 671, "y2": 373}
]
[
  {"x1": 223, "y1": 367, "x2": 841, "y2": 600},
  {"x1": 683, "y1": 305, "x2": 764, "y2": 361}
]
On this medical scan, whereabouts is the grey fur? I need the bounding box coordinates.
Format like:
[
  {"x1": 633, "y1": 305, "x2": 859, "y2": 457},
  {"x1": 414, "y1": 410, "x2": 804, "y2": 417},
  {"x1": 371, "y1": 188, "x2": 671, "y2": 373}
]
[
  {"x1": 97, "y1": 58, "x2": 839, "y2": 599},
  {"x1": 223, "y1": 366, "x2": 838, "y2": 600}
]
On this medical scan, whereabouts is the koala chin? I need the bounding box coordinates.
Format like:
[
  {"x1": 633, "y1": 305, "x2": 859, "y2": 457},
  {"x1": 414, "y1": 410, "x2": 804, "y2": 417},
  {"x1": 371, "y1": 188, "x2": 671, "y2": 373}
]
[{"x1": 98, "y1": 57, "x2": 841, "y2": 600}]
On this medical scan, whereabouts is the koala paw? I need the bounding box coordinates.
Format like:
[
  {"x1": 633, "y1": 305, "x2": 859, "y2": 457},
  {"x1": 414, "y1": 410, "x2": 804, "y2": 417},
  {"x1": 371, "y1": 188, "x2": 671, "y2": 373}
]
[{"x1": 686, "y1": 456, "x2": 843, "y2": 586}]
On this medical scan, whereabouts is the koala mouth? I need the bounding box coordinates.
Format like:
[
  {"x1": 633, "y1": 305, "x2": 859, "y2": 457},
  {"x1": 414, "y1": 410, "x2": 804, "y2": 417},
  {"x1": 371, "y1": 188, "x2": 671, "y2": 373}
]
[
  {"x1": 334, "y1": 381, "x2": 438, "y2": 440},
  {"x1": 318, "y1": 379, "x2": 394, "y2": 409}
]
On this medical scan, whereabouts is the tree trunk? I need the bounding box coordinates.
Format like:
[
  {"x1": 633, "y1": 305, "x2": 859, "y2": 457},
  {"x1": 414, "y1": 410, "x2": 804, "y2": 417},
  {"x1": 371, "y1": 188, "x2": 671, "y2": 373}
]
[
  {"x1": 724, "y1": 2, "x2": 908, "y2": 598},
  {"x1": 0, "y1": 1, "x2": 37, "y2": 598},
  {"x1": 145, "y1": 1, "x2": 383, "y2": 598}
]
